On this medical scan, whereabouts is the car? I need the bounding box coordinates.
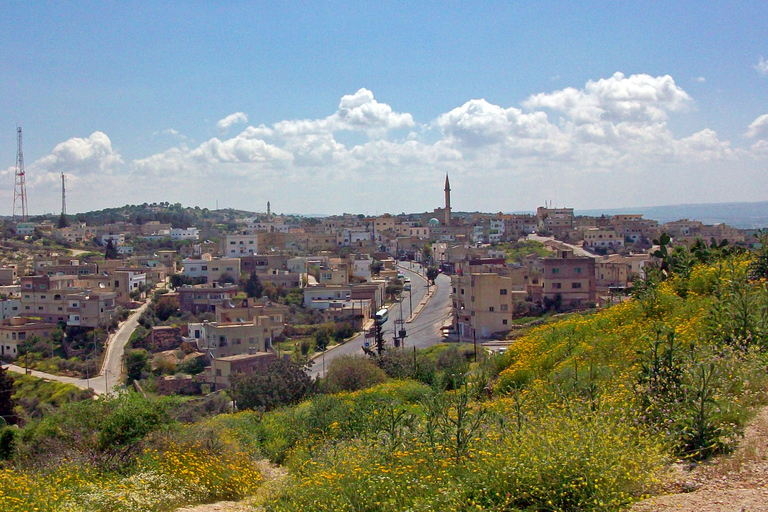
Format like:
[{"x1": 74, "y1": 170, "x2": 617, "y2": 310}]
[
  {"x1": 404, "y1": 283, "x2": 411, "y2": 291},
  {"x1": 404, "y1": 277, "x2": 411, "y2": 283}
]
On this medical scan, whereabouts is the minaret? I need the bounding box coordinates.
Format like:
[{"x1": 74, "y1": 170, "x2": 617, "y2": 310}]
[
  {"x1": 267, "y1": 201, "x2": 271, "y2": 218},
  {"x1": 444, "y1": 174, "x2": 451, "y2": 226}
]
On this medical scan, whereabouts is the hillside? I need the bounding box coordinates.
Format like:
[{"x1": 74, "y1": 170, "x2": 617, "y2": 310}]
[{"x1": 2, "y1": 235, "x2": 768, "y2": 511}]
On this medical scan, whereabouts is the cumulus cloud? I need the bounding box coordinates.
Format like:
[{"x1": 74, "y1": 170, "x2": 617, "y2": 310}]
[
  {"x1": 695, "y1": 76, "x2": 706, "y2": 83},
  {"x1": 31, "y1": 75, "x2": 768, "y2": 214},
  {"x1": 216, "y1": 112, "x2": 249, "y2": 132},
  {"x1": 746, "y1": 114, "x2": 768, "y2": 139},
  {"x1": 524, "y1": 72, "x2": 692, "y2": 123},
  {"x1": 274, "y1": 88, "x2": 414, "y2": 138},
  {"x1": 755, "y1": 57, "x2": 768, "y2": 76},
  {"x1": 33, "y1": 131, "x2": 123, "y2": 180}
]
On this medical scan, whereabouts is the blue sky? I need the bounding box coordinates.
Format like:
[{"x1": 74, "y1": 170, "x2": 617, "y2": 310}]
[{"x1": 1, "y1": 1, "x2": 767, "y2": 215}]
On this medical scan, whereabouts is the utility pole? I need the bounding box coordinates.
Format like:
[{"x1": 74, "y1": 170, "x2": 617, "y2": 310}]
[{"x1": 374, "y1": 320, "x2": 385, "y2": 356}]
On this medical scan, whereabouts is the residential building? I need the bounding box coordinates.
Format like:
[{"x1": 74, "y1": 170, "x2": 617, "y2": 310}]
[
  {"x1": 304, "y1": 285, "x2": 352, "y2": 308},
  {"x1": 541, "y1": 249, "x2": 596, "y2": 309},
  {"x1": 0, "y1": 299, "x2": 21, "y2": 320},
  {"x1": 19, "y1": 275, "x2": 117, "y2": 327},
  {"x1": 182, "y1": 254, "x2": 212, "y2": 281},
  {"x1": 222, "y1": 233, "x2": 259, "y2": 257},
  {"x1": 170, "y1": 227, "x2": 199, "y2": 241},
  {"x1": 0, "y1": 266, "x2": 18, "y2": 286},
  {"x1": 204, "y1": 352, "x2": 277, "y2": 389},
  {"x1": 177, "y1": 283, "x2": 239, "y2": 314},
  {"x1": 0, "y1": 317, "x2": 57, "y2": 359},
  {"x1": 206, "y1": 258, "x2": 241, "y2": 284},
  {"x1": 583, "y1": 228, "x2": 625, "y2": 250},
  {"x1": 452, "y1": 272, "x2": 527, "y2": 339}
]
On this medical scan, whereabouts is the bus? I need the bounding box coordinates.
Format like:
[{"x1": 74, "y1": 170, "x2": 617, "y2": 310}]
[{"x1": 374, "y1": 308, "x2": 389, "y2": 325}]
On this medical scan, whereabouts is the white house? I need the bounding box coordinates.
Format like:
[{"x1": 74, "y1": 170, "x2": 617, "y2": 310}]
[{"x1": 222, "y1": 234, "x2": 259, "y2": 257}]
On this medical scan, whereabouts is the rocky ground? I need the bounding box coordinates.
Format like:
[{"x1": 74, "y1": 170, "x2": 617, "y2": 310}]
[
  {"x1": 174, "y1": 460, "x2": 286, "y2": 512},
  {"x1": 633, "y1": 407, "x2": 768, "y2": 512}
]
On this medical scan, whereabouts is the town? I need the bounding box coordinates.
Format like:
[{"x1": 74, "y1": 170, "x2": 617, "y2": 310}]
[{"x1": 0, "y1": 174, "x2": 755, "y2": 399}]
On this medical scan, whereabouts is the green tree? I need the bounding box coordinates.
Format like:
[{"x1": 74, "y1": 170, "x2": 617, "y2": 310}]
[
  {"x1": 124, "y1": 349, "x2": 150, "y2": 383},
  {"x1": 315, "y1": 327, "x2": 330, "y2": 351},
  {"x1": 0, "y1": 367, "x2": 16, "y2": 425},
  {"x1": 426, "y1": 266, "x2": 440, "y2": 284},
  {"x1": 242, "y1": 270, "x2": 264, "y2": 298},
  {"x1": 57, "y1": 212, "x2": 69, "y2": 228},
  {"x1": 230, "y1": 358, "x2": 314, "y2": 412},
  {"x1": 104, "y1": 239, "x2": 119, "y2": 260}
]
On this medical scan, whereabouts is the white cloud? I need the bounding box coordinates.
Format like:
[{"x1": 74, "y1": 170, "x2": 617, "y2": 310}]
[
  {"x1": 26, "y1": 75, "x2": 768, "y2": 215},
  {"x1": 274, "y1": 88, "x2": 414, "y2": 138},
  {"x1": 695, "y1": 76, "x2": 706, "y2": 83},
  {"x1": 746, "y1": 114, "x2": 768, "y2": 139},
  {"x1": 216, "y1": 112, "x2": 249, "y2": 132},
  {"x1": 524, "y1": 72, "x2": 692, "y2": 123},
  {"x1": 33, "y1": 131, "x2": 123, "y2": 180},
  {"x1": 755, "y1": 57, "x2": 768, "y2": 76}
]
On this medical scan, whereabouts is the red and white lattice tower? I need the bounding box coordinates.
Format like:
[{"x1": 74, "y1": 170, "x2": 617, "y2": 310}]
[{"x1": 13, "y1": 127, "x2": 28, "y2": 222}]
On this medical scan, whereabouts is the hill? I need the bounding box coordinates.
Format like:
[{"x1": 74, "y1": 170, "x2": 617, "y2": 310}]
[{"x1": 578, "y1": 200, "x2": 768, "y2": 229}]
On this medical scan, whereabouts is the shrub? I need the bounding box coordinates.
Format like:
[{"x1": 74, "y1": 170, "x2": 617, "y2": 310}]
[
  {"x1": 324, "y1": 355, "x2": 387, "y2": 393},
  {"x1": 231, "y1": 359, "x2": 314, "y2": 412}
]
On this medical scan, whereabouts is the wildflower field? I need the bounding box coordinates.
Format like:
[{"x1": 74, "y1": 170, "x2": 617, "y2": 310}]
[{"x1": 2, "y1": 236, "x2": 768, "y2": 511}]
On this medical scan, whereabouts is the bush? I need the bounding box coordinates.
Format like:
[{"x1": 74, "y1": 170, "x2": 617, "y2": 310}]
[
  {"x1": 324, "y1": 355, "x2": 387, "y2": 393},
  {"x1": 231, "y1": 359, "x2": 314, "y2": 412}
]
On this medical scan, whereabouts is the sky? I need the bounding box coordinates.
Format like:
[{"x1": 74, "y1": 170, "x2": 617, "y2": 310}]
[{"x1": 1, "y1": 1, "x2": 767, "y2": 216}]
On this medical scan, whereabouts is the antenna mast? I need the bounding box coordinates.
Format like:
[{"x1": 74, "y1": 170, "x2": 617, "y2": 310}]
[
  {"x1": 13, "y1": 127, "x2": 29, "y2": 222},
  {"x1": 61, "y1": 172, "x2": 67, "y2": 216}
]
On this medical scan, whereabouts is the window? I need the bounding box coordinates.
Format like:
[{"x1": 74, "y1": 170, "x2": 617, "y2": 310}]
[
  {"x1": 502, "y1": 319, "x2": 508, "y2": 325},
  {"x1": 500, "y1": 289, "x2": 507, "y2": 295},
  {"x1": 460, "y1": 288, "x2": 465, "y2": 295},
  {"x1": 553, "y1": 283, "x2": 562, "y2": 289},
  {"x1": 40, "y1": 295, "x2": 46, "y2": 299},
  {"x1": 489, "y1": 306, "x2": 494, "y2": 312},
  {"x1": 572, "y1": 282, "x2": 582, "y2": 289},
  {"x1": 575, "y1": 267, "x2": 582, "y2": 274},
  {"x1": 552, "y1": 268, "x2": 560, "y2": 274},
  {"x1": 500, "y1": 304, "x2": 508, "y2": 311},
  {"x1": 115, "y1": 280, "x2": 120, "y2": 288}
]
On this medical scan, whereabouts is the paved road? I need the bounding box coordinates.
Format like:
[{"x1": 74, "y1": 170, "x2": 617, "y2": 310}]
[
  {"x1": 309, "y1": 262, "x2": 453, "y2": 378},
  {"x1": 4, "y1": 301, "x2": 150, "y2": 395}
]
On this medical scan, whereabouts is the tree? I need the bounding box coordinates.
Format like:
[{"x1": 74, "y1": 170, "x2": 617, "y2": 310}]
[
  {"x1": 0, "y1": 367, "x2": 16, "y2": 425},
  {"x1": 57, "y1": 212, "x2": 69, "y2": 228},
  {"x1": 426, "y1": 266, "x2": 440, "y2": 284},
  {"x1": 242, "y1": 271, "x2": 264, "y2": 298},
  {"x1": 315, "y1": 327, "x2": 330, "y2": 351},
  {"x1": 105, "y1": 239, "x2": 119, "y2": 260},
  {"x1": 230, "y1": 358, "x2": 314, "y2": 412},
  {"x1": 124, "y1": 349, "x2": 150, "y2": 384}
]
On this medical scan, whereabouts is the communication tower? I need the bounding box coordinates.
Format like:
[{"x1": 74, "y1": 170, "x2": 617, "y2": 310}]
[
  {"x1": 13, "y1": 127, "x2": 29, "y2": 222},
  {"x1": 61, "y1": 172, "x2": 67, "y2": 216}
]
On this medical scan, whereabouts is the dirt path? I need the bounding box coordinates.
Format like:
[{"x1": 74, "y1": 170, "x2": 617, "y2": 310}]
[
  {"x1": 633, "y1": 407, "x2": 768, "y2": 512},
  {"x1": 174, "y1": 460, "x2": 287, "y2": 512}
]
